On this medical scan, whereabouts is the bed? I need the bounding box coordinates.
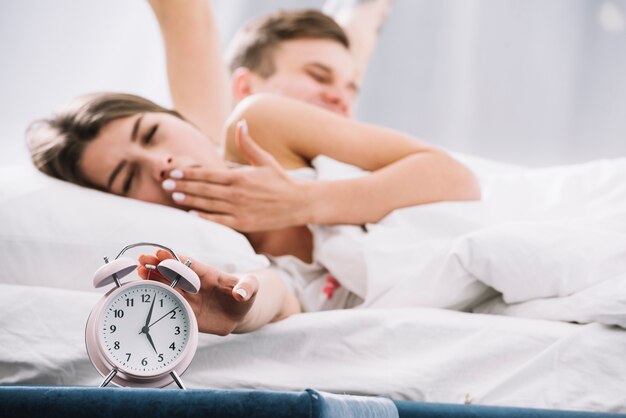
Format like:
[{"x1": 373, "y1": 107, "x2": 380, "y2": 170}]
[
  {"x1": 2, "y1": 156, "x2": 626, "y2": 415},
  {"x1": 2, "y1": 284, "x2": 626, "y2": 416}
]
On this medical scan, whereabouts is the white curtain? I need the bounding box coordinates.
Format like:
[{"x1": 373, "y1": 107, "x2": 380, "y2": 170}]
[{"x1": 1, "y1": 0, "x2": 625, "y2": 166}]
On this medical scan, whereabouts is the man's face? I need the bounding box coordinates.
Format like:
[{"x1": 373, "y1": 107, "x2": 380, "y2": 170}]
[{"x1": 249, "y1": 39, "x2": 358, "y2": 118}]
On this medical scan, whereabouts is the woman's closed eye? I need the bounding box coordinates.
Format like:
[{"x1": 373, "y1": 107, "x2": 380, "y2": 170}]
[
  {"x1": 143, "y1": 124, "x2": 159, "y2": 145},
  {"x1": 122, "y1": 164, "x2": 138, "y2": 195}
]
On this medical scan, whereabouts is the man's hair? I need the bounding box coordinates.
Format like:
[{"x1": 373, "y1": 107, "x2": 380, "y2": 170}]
[
  {"x1": 26, "y1": 92, "x2": 182, "y2": 189},
  {"x1": 226, "y1": 9, "x2": 350, "y2": 78}
]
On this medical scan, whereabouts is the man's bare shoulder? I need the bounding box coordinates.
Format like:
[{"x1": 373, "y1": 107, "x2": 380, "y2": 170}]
[{"x1": 223, "y1": 94, "x2": 311, "y2": 170}]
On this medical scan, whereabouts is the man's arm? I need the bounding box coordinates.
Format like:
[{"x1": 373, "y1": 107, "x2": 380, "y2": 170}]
[
  {"x1": 230, "y1": 95, "x2": 480, "y2": 227},
  {"x1": 149, "y1": 0, "x2": 231, "y2": 143},
  {"x1": 323, "y1": 0, "x2": 392, "y2": 84},
  {"x1": 162, "y1": 95, "x2": 480, "y2": 232}
]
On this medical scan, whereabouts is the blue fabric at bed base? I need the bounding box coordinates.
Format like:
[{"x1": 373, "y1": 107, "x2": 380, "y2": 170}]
[
  {"x1": 394, "y1": 400, "x2": 625, "y2": 418},
  {"x1": 0, "y1": 386, "x2": 395, "y2": 418},
  {"x1": 1, "y1": 386, "x2": 625, "y2": 418}
]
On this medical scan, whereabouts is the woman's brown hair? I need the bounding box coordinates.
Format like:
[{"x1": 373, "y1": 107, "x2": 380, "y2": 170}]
[{"x1": 26, "y1": 92, "x2": 182, "y2": 189}]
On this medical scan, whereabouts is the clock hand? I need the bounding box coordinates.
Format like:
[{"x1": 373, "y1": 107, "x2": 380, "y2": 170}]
[
  {"x1": 145, "y1": 293, "x2": 157, "y2": 327},
  {"x1": 139, "y1": 293, "x2": 157, "y2": 335},
  {"x1": 148, "y1": 307, "x2": 178, "y2": 328},
  {"x1": 145, "y1": 330, "x2": 158, "y2": 354}
]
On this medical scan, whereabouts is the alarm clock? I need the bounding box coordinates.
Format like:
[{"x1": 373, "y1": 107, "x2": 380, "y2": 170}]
[{"x1": 85, "y1": 242, "x2": 200, "y2": 389}]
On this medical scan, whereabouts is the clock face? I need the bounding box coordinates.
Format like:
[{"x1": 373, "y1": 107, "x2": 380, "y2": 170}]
[{"x1": 98, "y1": 282, "x2": 191, "y2": 376}]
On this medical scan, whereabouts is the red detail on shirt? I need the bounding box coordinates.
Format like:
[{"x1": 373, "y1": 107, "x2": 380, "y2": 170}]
[{"x1": 322, "y1": 276, "x2": 341, "y2": 300}]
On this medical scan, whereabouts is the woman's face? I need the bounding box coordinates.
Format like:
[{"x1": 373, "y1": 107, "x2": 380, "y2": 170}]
[{"x1": 80, "y1": 112, "x2": 224, "y2": 206}]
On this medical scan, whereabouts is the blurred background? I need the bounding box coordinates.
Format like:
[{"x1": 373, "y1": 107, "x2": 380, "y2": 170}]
[{"x1": 1, "y1": 0, "x2": 625, "y2": 167}]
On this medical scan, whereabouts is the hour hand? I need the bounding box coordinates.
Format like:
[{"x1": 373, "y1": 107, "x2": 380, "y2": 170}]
[{"x1": 145, "y1": 331, "x2": 158, "y2": 354}]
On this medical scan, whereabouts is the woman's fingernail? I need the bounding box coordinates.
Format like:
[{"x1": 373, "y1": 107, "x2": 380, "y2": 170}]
[
  {"x1": 188, "y1": 210, "x2": 200, "y2": 217},
  {"x1": 235, "y1": 288, "x2": 248, "y2": 299},
  {"x1": 162, "y1": 179, "x2": 176, "y2": 190},
  {"x1": 237, "y1": 119, "x2": 249, "y2": 136},
  {"x1": 145, "y1": 263, "x2": 157, "y2": 270},
  {"x1": 172, "y1": 192, "x2": 186, "y2": 202},
  {"x1": 170, "y1": 169, "x2": 184, "y2": 179}
]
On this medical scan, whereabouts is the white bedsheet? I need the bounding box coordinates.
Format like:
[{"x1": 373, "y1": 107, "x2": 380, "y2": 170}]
[{"x1": 1, "y1": 283, "x2": 624, "y2": 412}]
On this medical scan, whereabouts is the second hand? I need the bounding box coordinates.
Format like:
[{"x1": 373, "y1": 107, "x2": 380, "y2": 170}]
[{"x1": 148, "y1": 307, "x2": 178, "y2": 328}]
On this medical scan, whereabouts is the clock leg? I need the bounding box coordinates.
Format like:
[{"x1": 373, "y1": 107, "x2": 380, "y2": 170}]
[
  {"x1": 99, "y1": 369, "x2": 118, "y2": 388},
  {"x1": 171, "y1": 370, "x2": 186, "y2": 390}
]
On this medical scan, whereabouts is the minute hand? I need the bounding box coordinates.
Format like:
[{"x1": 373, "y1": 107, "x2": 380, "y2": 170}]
[
  {"x1": 146, "y1": 293, "x2": 156, "y2": 326},
  {"x1": 139, "y1": 293, "x2": 157, "y2": 334},
  {"x1": 149, "y1": 307, "x2": 178, "y2": 328}
]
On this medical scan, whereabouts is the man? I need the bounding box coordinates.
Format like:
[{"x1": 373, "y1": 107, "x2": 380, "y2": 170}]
[
  {"x1": 225, "y1": 9, "x2": 358, "y2": 118},
  {"x1": 148, "y1": 0, "x2": 479, "y2": 234},
  {"x1": 150, "y1": 0, "x2": 391, "y2": 143},
  {"x1": 225, "y1": 1, "x2": 391, "y2": 119}
]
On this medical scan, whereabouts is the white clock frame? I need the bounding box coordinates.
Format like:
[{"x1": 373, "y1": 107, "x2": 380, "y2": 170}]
[{"x1": 84, "y1": 242, "x2": 200, "y2": 389}]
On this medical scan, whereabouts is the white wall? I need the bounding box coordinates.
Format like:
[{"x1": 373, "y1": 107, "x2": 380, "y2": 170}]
[
  {"x1": 1, "y1": 0, "x2": 625, "y2": 167},
  {"x1": 0, "y1": 1, "x2": 168, "y2": 164},
  {"x1": 360, "y1": 0, "x2": 626, "y2": 166}
]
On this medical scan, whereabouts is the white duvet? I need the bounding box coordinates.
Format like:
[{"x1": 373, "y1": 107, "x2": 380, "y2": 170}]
[{"x1": 311, "y1": 155, "x2": 626, "y2": 327}]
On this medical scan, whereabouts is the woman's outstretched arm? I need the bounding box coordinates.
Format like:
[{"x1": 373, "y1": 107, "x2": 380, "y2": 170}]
[
  {"x1": 149, "y1": 0, "x2": 231, "y2": 143},
  {"x1": 138, "y1": 249, "x2": 301, "y2": 335},
  {"x1": 228, "y1": 95, "x2": 481, "y2": 226}
]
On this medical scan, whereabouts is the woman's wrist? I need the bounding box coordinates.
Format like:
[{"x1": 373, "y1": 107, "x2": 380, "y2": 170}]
[
  {"x1": 274, "y1": 290, "x2": 302, "y2": 322},
  {"x1": 232, "y1": 268, "x2": 299, "y2": 333}
]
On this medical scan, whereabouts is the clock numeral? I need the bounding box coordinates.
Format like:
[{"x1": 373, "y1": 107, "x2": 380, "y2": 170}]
[
  {"x1": 170, "y1": 310, "x2": 177, "y2": 320},
  {"x1": 158, "y1": 354, "x2": 164, "y2": 362},
  {"x1": 174, "y1": 326, "x2": 180, "y2": 335},
  {"x1": 126, "y1": 353, "x2": 132, "y2": 362},
  {"x1": 141, "y1": 294, "x2": 151, "y2": 303},
  {"x1": 114, "y1": 341, "x2": 120, "y2": 350},
  {"x1": 126, "y1": 298, "x2": 134, "y2": 307},
  {"x1": 141, "y1": 357, "x2": 148, "y2": 366},
  {"x1": 114, "y1": 309, "x2": 124, "y2": 318},
  {"x1": 159, "y1": 299, "x2": 164, "y2": 308},
  {"x1": 169, "y1": 342, "x2": 176, "y2": 351},
  {"x1": 109, "y1": 325, "x2": 116, "y2": 333}
]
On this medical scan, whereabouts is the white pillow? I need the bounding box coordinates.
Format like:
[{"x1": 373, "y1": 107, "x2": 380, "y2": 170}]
[{"x1": 0, "y1": 165, "x2": 268, "y2": 292}]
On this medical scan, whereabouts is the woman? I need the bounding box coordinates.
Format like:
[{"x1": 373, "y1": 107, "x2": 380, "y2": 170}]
[{"x1": 26, "y1": 1, "x2": 480, "y2": 335}]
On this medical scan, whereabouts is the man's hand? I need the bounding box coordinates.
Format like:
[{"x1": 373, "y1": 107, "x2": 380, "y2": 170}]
[
  {"x1": 162, "y1": 120, "x2": 311, "y2": 232},
  {"x1": 323, "y1": 0, "x2": 393, "y2": 83},
  {"x1": 137, "y1": 249, "x2": 259, "y2": 336}
]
